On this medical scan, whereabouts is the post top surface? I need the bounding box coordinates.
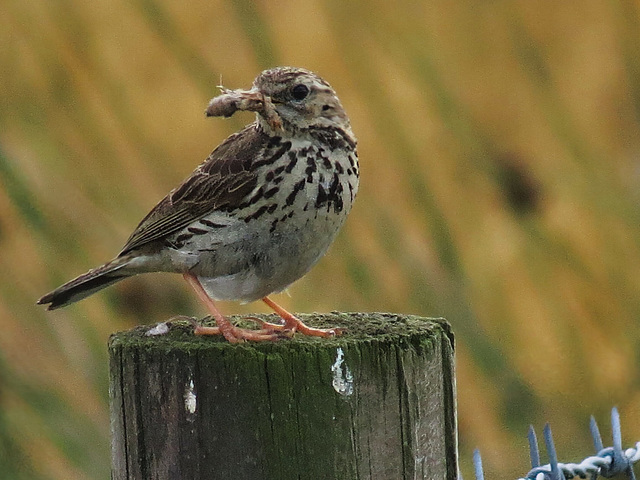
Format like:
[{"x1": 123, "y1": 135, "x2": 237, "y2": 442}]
[{"x1": 109, "y1": 312, "x2": 452, "y2": 353}]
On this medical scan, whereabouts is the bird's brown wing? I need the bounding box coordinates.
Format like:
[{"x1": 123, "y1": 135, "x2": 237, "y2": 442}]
[{"x1": 119, "y1": 124, "x2": 268, "y2": 255}]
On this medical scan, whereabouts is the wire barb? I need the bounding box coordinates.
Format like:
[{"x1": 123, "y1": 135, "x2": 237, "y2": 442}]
[
  {"x1": 471, "y1": 408, "x2": 639, "y2": 480},
  {"x1": 474, "y1": 449, "x2": 485, "y2": 480},
  {"x1": 529, "y1": 425, "x2": 541, "y2": 469}
]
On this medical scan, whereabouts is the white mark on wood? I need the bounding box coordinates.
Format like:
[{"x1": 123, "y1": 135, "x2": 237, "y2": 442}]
[
  {"x1": 331, "y1": 347, "x2": 353, "y2": 396},
  {"x1": 184, "y1": 378, "x2": 197, "y2": 416},
  {"x1": 145, "y1": 322, "x2": 169, "y2": 336}
]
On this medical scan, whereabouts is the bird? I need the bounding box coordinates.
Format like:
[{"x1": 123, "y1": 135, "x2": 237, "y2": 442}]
[{"x1": 38, "y1": 66, "x2": 359, "y2": 343}]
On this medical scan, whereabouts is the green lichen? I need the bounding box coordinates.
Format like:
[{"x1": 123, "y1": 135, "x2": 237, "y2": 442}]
[{"x1": 108, "y1": 312, "x2": 451, "y2": 354}]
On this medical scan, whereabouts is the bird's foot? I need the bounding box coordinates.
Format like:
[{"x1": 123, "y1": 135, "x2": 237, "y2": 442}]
[
  {"x1": 195, "y1": 323, "x2": 281, "y2": 342},
  {"x1": 244, "y1": 317, "x2": 295, "y2": 338},
  {"x1": 252, "y1": 317, "x2": 341, "y2": 338},
  {"x1": 186, "y1": 315, "x2": 281, "y2": 343},
  {"x1": 260, "y1": 297, "x2": 344, "y2": 338}
]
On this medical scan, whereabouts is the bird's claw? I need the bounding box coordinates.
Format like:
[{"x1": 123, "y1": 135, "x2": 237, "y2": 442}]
[{"x1": 244, "y1": 315, "x2": 343, "y2": 338}]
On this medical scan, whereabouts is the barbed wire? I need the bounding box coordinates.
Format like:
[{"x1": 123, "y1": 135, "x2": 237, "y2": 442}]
[{"x1": 469, "y1": 407, "x2": 639, "y2": 480}]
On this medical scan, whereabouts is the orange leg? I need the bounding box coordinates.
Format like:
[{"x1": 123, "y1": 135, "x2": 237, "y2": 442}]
[
  {"x1": 183, "y1": 274, "x2": 280, "y2": 343},
  {"x1": 261, "y1": 296, "x2": 343, "y2": 338}
]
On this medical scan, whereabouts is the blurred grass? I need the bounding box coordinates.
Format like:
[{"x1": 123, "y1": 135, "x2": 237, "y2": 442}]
[{"x1": 2, "y1": 0, "x2": 640, "y2": 478}]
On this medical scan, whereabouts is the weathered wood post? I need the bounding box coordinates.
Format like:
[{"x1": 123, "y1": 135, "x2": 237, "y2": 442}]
[{"x1": 109, "y1": 313, "x2": 457, "y2": 479}]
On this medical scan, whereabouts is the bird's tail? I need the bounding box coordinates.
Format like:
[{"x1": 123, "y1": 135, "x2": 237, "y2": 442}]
[{"x1": 38, "y1": 255, "x2": 134, "y2": 310}]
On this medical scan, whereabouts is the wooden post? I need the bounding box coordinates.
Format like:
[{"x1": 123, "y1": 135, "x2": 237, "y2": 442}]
[{"x1": 109, "y1": 313, "x2": 457, "y2": 479}]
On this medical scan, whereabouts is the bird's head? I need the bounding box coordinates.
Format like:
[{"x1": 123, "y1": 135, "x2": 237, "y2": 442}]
[
  {"x1": 253, "y1": 67, "x2": 350, "y2": 132},
  {"x1": 206, "y1": 67, "x2": 351, "y2": 135}
]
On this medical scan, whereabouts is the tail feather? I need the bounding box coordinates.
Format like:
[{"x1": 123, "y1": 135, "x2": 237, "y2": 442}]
[{"x1": 38, "y1": 257, "x2": 133, "y2": 310}]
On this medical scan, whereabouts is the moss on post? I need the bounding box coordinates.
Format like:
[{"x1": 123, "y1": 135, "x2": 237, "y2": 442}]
[{"x1": 109, "y1": 313, "x2": 457, "y2": 480}]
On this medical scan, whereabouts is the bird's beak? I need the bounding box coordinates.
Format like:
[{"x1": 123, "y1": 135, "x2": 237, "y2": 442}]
[{"x1": 205, "y1": 87, "x2": 269, "y2": 118}]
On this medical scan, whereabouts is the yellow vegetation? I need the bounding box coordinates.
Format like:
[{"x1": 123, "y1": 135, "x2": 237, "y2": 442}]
[{"x1": 1, "y1": 1, "x2": 639, "y2": 478}]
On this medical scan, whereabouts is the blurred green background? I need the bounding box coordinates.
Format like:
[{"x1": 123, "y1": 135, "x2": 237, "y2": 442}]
[{"x1": 2, "y1": 0, "x2": 640, "y2": 478}]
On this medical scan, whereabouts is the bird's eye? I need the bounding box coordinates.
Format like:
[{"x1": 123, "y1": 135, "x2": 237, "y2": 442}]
[{"x1": 291, "y1": 84, "x2": 310, "y2": 101}]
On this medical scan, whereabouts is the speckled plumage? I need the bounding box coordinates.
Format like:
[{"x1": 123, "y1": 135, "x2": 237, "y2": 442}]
[{"x1": 38, "y1": 67, "x2": 359, "y2": 342}]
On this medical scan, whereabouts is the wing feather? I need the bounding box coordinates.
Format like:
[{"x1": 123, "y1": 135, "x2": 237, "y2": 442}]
[{"x1": 119, "y1": 124, "x2": 268, "y2": 255}]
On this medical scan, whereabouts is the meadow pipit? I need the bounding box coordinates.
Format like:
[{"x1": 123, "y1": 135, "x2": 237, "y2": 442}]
[{"x1": 38, "y1": 67, "x2": 359, "y2": 343}]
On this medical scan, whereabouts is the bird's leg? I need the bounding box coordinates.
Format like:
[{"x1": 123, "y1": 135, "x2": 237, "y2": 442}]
[
  {"x1": 260, "y1": 296, "x2": 343, "y2": 338},
  {"x1": 183, "y1": 274, "x2": 280, "y2": 343}
]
